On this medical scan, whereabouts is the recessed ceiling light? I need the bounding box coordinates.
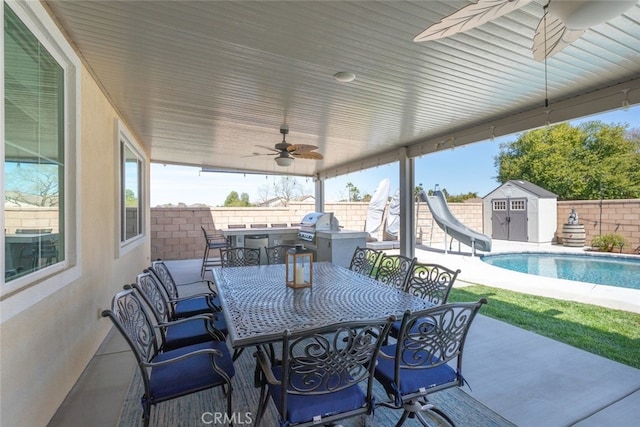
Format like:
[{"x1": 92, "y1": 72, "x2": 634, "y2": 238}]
[{"x1": 333, "y1": 71, "x2": 356, "y2": 83}]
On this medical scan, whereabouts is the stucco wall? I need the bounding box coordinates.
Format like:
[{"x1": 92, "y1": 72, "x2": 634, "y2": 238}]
[{"x1": 1, "y1": 54, "x2": 150, "y2": 427}]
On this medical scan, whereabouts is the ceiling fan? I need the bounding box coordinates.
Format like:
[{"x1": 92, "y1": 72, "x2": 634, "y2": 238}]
[
  {"x1": 252, "y1": 125, "x2": 323, "y2": 167},
  {"x1": 413, "y1": 0, "x2": 638, "y2": 61}
]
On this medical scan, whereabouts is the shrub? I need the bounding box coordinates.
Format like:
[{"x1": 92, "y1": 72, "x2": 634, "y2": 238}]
[{"x1": 590, "y1": 234, "x2": 626, "y2": 252}]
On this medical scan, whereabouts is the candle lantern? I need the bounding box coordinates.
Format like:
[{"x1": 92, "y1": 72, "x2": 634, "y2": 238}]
[{"x1": 286, "y1": 244, "x2": 313, "y2": 289}]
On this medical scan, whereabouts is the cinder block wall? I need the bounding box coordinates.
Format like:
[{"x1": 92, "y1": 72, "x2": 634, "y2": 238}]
[
  {"x1": 150, "y1": 201, "x2": 485, "y2": 260},
  {"x1": 8, "y1": 199, "x2": 637, "y2": 261},
  {"x1": 557, "y1": 200, "x2": 640, "y2": 248}
]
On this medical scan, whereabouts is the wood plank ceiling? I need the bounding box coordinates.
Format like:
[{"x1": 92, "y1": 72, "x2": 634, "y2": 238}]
[{"x1": 44, "y1": 0, "x2": 640, "y2": 178}]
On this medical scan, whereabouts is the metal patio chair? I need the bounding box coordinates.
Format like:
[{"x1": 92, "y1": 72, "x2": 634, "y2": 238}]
[
  {"x1": 348, "y1": 246, "x2": 382, "y2": 278},
  {"x1": 253, "y1": 318, "x2": 393, "y2": 426},
  {"x1": 390, "y1": 262, "x2": 462, "y2": 339},
  {"x1": 405, "y1": 262, "x2": 461, "y2": 305},
  {"x1": 264, "y1": 244, "x2": 295, "y2": 264},
  {"x1": 200, "y1": 226, "x2": 229, "y2": 278},
  {"x1": 149, "y1": 259, "x2": 222, "y2": 318},
  {"x1": 131, "y1": 272, "x2": 227, "y2": 349},
  {"x1": 220, "y1": 247, "x2": 261, "y2": 267},
  {"x1": 102, "y1": 289, "x2": 234, "y2": 427},
  {"x1": 375, "y1": 253, "x2": 416, "y2": 290},
  {"x1": 374, "y1": 300, "x2": 487, "y2": 426}
]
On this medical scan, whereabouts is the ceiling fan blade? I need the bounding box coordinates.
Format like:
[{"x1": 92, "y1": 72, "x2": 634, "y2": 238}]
[
  {"x1": 414, "y1": 0, "x2": 534, "y2": 42},
  {"x1": 287, "y1": 144, "x2": 319, "y2": 153},
  {"x1": 532, "y1": 14, "x2": 584, "y2": 61},
  {"x1": 292, "y1": 151, "x2": 324, "y2": 160},
  {"x1": 255, "y1": 145, "x2": 280, "y2": 153},
  {"x1": 241, "y1": 152, "x2": 274, "y2": 158}
]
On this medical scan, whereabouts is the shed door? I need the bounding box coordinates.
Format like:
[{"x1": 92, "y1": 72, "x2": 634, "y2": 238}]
[
  {"x1": 508, "y1": 199, "x2": 527, "y2": 242},
  {"x1": 491, "y1": 199, "x2": 509, "y2": 240},
  {"x1": 491, "y1": 198, "x2": 528, "y2": 241}
]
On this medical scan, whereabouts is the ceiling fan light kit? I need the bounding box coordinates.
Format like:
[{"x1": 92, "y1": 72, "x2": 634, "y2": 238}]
[{"x1": 274, "y1": 153, "x2": 294, "y2": 167}]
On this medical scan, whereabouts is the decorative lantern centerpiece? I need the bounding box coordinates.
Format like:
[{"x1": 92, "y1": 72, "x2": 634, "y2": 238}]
[{"x1": 286, "y1": 244, "x2": 313, "y2": 289}]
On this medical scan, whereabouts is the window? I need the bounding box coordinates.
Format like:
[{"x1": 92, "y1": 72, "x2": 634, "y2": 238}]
[
  {"x1": 119, "y1": 124, "x2": 145, "y2": 247},
  {"x1": 2, "y1": 0, "x2": 80, "y2": 301},
  {"x1": 4, "y1": 3, "x2": 64, "y2": 282},
  {"x1": 493, "y1": 200, "x2": 506, "y2": 211},
  {"x1": 511, "y1": 199, "x2": 526, "y2": 211}
]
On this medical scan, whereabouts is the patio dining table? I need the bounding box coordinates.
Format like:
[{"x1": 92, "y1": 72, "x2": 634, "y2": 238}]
[{"x1": 212, "y1": 262, "x2": 433, "y2": 348}]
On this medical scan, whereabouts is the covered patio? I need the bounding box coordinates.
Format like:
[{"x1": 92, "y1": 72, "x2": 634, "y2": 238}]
[
  {"x1": 2, "y1": 1, "x2": 640, "y2": 425},
  {"x1": 48, "y1": 250, "x2": 640, "y2": 426}
]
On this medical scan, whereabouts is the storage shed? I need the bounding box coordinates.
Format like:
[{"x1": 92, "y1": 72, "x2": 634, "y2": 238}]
[{"x1": 483, "y1": 180, "x2": 557, "y2": 244}]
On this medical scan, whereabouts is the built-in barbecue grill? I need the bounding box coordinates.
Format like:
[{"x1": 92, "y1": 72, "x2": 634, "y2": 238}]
[{"x1": 297, "y1": 212, "x2": 340, "y2": 249}]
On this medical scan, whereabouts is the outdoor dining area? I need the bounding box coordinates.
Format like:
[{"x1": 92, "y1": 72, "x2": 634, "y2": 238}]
[{"x1": 102, "y1": 241, "x2": 489, "y2": 427}]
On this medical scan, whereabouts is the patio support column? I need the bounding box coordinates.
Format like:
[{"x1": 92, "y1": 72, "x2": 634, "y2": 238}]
[
  {"x1": 398, "y1": 148, "x2": 415, "y2": 258},
  {"x1": 314, "y1": 175, "x2": 325, "y2": 212}
]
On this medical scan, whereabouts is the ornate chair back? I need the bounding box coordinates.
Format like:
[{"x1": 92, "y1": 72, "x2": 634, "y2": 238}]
[
  {"x1": 348, "y1": 246, "x2": 382, "y2": 277},
  {"x1": 374, "y1": 300, "x2": 487, "y2": 425},
  {"x1": 149, "y1": 260, "x2": 180, "y2": 300},
  {"x1": 264, "y1": 245, "x2": 295, "y2": 264},
  {"x1": 254, "y1": 318, "x2": 393, "y2": 426},
  {"x1": 220, "y1": 247, "x2": 261, "y2": 267},
  {"x1": 405, "y1": 262, "x2": 461, "y2": 305},
  {"x1": 102, "y1": 289, "x2": 160, "y2": 365},
  {"x1": 375, "y1": 254, "x2": 416, "y2": 290},
  {"x1": 133, "y1": 271, "x2": 174, "y2": 323}
]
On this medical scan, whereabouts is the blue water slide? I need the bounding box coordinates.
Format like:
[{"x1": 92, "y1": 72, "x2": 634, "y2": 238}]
[{"x1": 418, "y1": 190, "x2": 492, "y2": 254}]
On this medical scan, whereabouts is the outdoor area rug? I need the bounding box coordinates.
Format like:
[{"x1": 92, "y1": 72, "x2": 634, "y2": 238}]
[{"x1": 118, "y1": 344, "x2": 516, "y2": 427}]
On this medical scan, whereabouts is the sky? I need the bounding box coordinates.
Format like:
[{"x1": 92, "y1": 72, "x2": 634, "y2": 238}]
[{"x1": 150, "y1": 105, "x2": 639, "y2": 207}]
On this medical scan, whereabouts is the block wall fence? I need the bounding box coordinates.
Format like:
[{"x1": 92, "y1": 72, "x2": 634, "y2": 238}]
[
  {"x1": 149, "y1": 199, "x2": 639, "y2": 260},
  {"x1": 5, "y1": 200, "x2": 637, "y2": 260}
]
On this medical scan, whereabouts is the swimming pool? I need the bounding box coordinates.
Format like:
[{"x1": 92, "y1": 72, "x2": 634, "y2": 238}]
[{"x1": 480, "y1": 252, "x2": 640, "y2": 290}]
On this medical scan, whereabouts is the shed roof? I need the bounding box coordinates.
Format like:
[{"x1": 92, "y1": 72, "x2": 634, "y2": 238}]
[{"x1": 485, "y1": 180, "x2": 557, "y2": 199}]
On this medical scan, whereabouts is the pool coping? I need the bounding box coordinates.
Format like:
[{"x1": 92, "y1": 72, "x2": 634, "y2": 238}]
[{"x1": 413, "y1": 241, "x2": 640, "y2": 314}]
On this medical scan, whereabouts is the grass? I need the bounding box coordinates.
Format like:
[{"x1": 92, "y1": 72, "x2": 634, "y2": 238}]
[{"x1": 448, "y1": 285, "x2": 640, "y2": 369}]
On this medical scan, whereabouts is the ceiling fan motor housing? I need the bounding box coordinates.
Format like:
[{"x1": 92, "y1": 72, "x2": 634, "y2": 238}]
[{"x1": 276, "y1": 124, "x2": 291, "y2": 151}]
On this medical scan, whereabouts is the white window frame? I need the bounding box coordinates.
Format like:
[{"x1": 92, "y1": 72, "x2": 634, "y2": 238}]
[
  {"x1": 117, "y1": 119, "x2": 147, "y2": 257},
  {"x1": 1, "y1": 0, "x2": 81, "y2": 319}
]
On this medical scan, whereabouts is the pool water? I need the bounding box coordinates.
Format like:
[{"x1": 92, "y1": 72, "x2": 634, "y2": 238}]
[{"x1": 481, "y1": 252, "x2": 640, "y2": 290}]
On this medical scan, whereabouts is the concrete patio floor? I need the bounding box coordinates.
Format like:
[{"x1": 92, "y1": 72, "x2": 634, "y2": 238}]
[{"x1": 48, "y1": 242, "x2": 640, "y2": 426}]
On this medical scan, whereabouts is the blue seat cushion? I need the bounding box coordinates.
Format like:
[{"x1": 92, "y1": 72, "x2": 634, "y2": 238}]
[
  {"x1": 268, "y1": 365, "x2": 368, "y2": 424},
  {"x1": 149, "y1": 341, "x2": 234, "y2": 401},
  {"x1": 164, "y1": 318, "x2": 217, "y2": 350},
  {"x1": 171, "y1": 298, "x2": 228, "y2": 337},
  {"x1": 374, "y1": 344, "x2": 458, "y2": 400},
  {"x1": 175, "y1": 297, "x2": 213, "y2": 317}
]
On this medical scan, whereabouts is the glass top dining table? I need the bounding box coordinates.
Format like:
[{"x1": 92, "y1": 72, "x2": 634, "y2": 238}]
[{"x1": 212, "y1": 262, "x2": 433, "y2": 348}]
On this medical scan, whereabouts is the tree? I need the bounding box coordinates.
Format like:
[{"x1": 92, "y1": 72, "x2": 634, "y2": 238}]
[
  {"x1": 223, "y1": 191, "x2": 252, "y2": 207},
  {"x1": 4, "y1": 163, "x2": 59, "y2": 207},
  {"x1": 125, "y1": 189, "x2": 138, "y2": 207},
  {"x1": 345, "y1": 182, "x2": 361, "y2": 202},
  {"x1": 495, "y1": 121, "x2": 640, "y2": 200},
  {"x1": 256, "y1": 182, "x2": 272, "y2": 204},
  {"x1": 273, "y1": 176, "x2": 304, "y2": 207}
]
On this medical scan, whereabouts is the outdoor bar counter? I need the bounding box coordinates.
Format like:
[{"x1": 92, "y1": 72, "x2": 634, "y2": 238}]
[
  {"x1": 222, "y1": 227, "x2": 298, "y2": 248},
  {"x1": 222, "y1": 226, "x2": 368, "y2": 268}
]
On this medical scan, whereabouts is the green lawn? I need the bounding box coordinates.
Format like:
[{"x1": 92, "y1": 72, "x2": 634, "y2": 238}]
[{"x1": 448, "y1": 285, "x2": 640, "y2": 369}]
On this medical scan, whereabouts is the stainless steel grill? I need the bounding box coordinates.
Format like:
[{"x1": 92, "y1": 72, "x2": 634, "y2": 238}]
[{"x1": 297, "y1": 212, "x2": 340, "y2": 248}]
